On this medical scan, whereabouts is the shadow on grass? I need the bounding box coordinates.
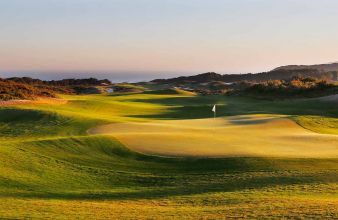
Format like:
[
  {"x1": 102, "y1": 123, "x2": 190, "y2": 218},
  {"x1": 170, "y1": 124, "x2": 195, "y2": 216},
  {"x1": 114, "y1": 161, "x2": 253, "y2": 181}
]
[
  {"x1": 2, "y1": 171, "x2": 337, "y2": 201},
  {"x1": 228, "y1": 117, "x2": 277, "y2": 125},
  {"x1": 2, "y1": 147, "x2": 338, "y2": 201},
  {"x1": 125, "y1": 95, "x2": 338, "y2": 120}
]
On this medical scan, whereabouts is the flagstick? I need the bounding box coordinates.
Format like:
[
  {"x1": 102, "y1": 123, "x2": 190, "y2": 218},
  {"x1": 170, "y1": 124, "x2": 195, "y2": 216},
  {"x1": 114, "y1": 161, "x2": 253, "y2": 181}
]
[{"x1": 212, "y1": 104, "x2": 216, "y2": 120}]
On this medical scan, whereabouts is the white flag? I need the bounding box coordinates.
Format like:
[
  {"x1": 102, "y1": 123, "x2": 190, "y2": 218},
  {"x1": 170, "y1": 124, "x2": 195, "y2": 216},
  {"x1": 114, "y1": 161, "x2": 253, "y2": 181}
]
[{"x1": 212, "y1": 105, "x2": 216, "y2": 112}]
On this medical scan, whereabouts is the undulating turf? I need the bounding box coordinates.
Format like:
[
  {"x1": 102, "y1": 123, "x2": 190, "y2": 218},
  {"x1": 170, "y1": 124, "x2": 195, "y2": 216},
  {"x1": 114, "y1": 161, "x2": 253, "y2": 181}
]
[
  {"x1": 90, "y1": 115, "x2": 338, "y2": 157},
  {"x1": 0, "y1": 93, "x2": 337, "y2": 219}
]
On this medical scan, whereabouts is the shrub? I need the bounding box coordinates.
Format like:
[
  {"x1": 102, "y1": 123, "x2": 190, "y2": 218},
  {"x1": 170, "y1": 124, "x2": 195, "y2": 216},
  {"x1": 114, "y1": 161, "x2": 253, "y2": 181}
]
[{"x1": 0, "y1": 79, "x2": 56, "y2": 100}]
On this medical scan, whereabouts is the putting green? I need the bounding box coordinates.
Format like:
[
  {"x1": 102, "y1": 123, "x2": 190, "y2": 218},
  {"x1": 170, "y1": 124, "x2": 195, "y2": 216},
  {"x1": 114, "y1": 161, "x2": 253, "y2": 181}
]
[{"x1": 90, "y1": 114, "x2": 338, "y2": 158}]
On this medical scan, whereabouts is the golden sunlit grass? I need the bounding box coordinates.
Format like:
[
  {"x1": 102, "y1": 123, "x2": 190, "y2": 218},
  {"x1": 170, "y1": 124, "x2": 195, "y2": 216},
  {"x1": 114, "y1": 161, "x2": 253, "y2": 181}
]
[
  {"x1": 90, "y1": 115, "x2": 338, "y2": 157},
  {"x1": 1, "y1": 188, "x2": 337, "y2": 219},
  {"x1": 0, "y1": 93, "x2": 337, "y2": 219}
]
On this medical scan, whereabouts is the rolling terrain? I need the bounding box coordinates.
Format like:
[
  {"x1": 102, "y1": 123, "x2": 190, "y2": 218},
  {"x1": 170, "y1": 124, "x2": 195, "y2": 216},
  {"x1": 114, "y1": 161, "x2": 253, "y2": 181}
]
[
  {"x1": 274, "y1": 62, "x2": 338, "y2": 72},
  {"x1": 0, "y1": 92, "x2": 337, "y2": 219},
  {"x1": 90, "y1": 115, "x2": 338, "y2": 158}
]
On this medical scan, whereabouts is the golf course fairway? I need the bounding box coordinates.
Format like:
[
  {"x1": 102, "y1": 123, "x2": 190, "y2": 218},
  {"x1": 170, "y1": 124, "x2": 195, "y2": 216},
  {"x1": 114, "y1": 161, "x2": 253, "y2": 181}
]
[{"x1": 0, "y1": 93, "x2": 337, "y2": 219}]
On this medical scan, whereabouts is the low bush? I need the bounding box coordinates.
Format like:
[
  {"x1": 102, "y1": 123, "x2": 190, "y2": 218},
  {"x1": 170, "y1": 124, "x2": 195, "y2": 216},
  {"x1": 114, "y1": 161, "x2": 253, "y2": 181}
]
[
  {"x1": 0, "y1": 79, "x2": 56, "y2": 100},
  {"x1": 242, "y1": 77, "x2": 337, "y2": 98}
]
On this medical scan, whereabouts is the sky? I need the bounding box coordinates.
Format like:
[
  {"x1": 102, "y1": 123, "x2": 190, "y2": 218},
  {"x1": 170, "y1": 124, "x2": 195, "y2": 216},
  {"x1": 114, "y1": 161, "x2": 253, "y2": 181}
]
[{"x1": 1, "y1": 0, "x2": 338, "y2": 81}]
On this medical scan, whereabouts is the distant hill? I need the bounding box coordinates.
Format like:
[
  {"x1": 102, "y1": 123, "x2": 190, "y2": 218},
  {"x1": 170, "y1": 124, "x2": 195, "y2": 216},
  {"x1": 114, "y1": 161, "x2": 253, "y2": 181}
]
[
  {"x1": 0, "y1": 77, "x2": 113, "y2": 100},
  {"x1": 7, "y1": 77, "x2": 111, "y2": 86},
  {"x1": 274, "y1": 62, "x2": 338, "y2": 72},
  {"x1": 152, "y1": 69, "x2": 338, "y2": 84}
]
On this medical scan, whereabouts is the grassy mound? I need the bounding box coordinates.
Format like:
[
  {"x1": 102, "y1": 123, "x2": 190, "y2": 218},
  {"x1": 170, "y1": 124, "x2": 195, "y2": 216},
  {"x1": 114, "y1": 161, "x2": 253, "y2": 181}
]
[
  {"x1": 145, "y1": 88, "x2": 196, "y2": 96},
  {"x1": 0, "y1": 108, "x2": 96, "y2": 141},
  {"x1": 90, "y1": 115, "x2": 338, "y2": 157},
  {"x1": 295, "y1": 116, "x2": 338, "y2": 135}
]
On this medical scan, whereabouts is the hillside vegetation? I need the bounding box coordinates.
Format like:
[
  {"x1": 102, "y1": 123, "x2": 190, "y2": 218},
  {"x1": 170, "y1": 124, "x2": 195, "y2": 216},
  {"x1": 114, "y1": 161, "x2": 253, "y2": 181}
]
[
  {"x1": 149, "y1": 71, "x2": 338, "y2": 98},
  {"x1": 0, "y1": 77, "x2": 114, "y2": 100},
  {"x1": 239, "y1": 77, "x2": 338, "y2": 99},
  {"x1": 0, "y1": 92, "x2": 337, "y2": 219},
  {"x1": 0, "y1": 78, "x2": 56, "y2": 100},
  {"x1": 274, "y1": 62, "x2": 338, "y2": 72},
  {"x1": 152, "y1": 69, "x2": 337, "y2": 84}
]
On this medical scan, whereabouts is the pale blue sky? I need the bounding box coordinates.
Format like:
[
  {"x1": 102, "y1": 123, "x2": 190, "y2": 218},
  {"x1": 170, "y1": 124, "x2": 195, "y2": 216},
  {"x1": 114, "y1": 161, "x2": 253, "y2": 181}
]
[{"x1": 1, "y1": 0, "x2": 338, "y2": 80}]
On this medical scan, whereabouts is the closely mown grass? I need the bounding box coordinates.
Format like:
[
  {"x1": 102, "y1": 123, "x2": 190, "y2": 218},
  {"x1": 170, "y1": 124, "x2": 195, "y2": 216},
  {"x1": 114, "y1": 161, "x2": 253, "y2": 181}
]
[
  {"x1": 0, "y1": 92, "x2": 337, "y2": 219},
  {"x1": 295, "y1": 115, "x2": 338, "y2": 135}
]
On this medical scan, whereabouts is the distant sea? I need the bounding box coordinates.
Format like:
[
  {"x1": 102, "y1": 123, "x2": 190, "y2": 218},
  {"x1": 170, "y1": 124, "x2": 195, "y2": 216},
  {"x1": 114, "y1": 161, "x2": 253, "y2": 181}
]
[{"x1": 0, "y1": 71, "x2": 193, "y2": 83}]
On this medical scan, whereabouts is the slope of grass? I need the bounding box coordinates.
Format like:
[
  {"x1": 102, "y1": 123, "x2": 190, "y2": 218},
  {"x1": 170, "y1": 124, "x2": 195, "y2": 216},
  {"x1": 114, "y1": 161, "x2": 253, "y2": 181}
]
[
  {"x1": 90, "y1": 115, "x2": 338, "y2": 158},
  {"x1": 0, "y1": 93, "x2": 337, "y2": 219},
  {"x1": 295, "y1": 116, "x2": 338, "y2": 135},
  {"x1": 145, "y1": 88, "x2": 196, "y2": 96}
]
